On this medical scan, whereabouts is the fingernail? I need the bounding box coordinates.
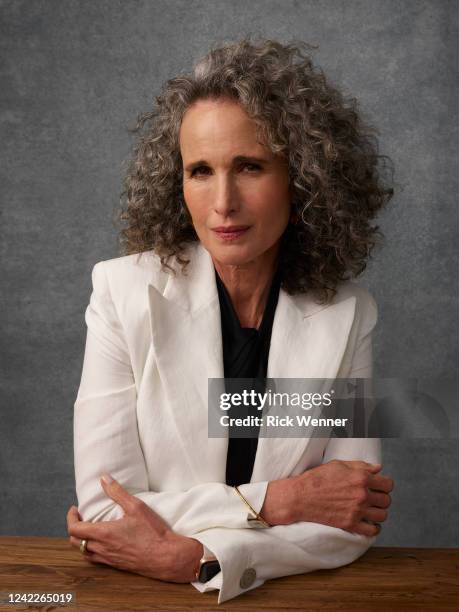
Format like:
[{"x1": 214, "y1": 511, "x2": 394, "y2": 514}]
[{"x1": 101, "y1": 473, "x2": 114, "y2": 485}]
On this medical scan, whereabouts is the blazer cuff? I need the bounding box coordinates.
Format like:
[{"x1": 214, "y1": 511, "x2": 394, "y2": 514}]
[
  {"x1": 235, "y1": 480, "x2": 269, "y2": 527},
  {"x1": 190, "y1": 529, "x2": 262, "y2": 603}
]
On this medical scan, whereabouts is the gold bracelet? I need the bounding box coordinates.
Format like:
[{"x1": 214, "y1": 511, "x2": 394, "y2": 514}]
[{"x1": 233, "y1": 486, "x2": 270, "y2": 528}]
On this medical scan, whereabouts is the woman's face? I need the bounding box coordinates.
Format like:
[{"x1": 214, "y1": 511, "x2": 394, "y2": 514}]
[{"x1": 180, "y1": 98, "x2": 291, "y2": 268}]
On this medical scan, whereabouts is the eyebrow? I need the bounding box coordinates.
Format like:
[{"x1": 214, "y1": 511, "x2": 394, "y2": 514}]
[{"x1": 184, "y1": 155, "x2": 270, "y2": 172}]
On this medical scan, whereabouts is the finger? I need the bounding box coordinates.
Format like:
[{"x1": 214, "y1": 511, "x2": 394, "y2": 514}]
[
  {"x1": 367, "y1": 473, "x2": 394, "y2": 493},
  {"x1": 341, "y1": 461, "x2": 382, "y2": 472},
  {"x1": 365, "y1": 463, "x2": 383, "y2": 473},
  {"x1": 69, "y1": 536, "x2": 106, "y2": 557},
  {"x1": 67, "y1": 506, "x2": 80, "y2": 525},
  {"x1": 82, "y1": 552, "x2": 110, "y2": 566},
  {"x1": 67, "y1": 506, "x2": 82, "y2": 535},
  {"x1": 353, "y1": 521, "x2": 381, "y2": 537},
  {"x1": 368, "y1": 490, "x2": 392, "y2": 509},
  {"x1": 67, "y1": 519, "x2": 107, "y2": 541},
  {"x1": 363, "y1": 507, "x2": 388, "y2": 523},
  {"x1": 69, "y1": 535, "x2": 82, "y2": 549},
  {"x1": 100, "y1": 473, "x2": 139, "y2": 515},
  {"x1": 69, "y1": 535, "x2": 92, "y2": 551},
  {"x1": 69, "y1": 535, "x2": 98, "y2": 551}
]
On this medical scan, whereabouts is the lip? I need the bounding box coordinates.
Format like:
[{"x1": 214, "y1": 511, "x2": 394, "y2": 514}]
[
  {"x1": 212, "y1": 225, "x2": 251, "y2": 241},
  {"x1": 212, "y1": 225, "x2": 251, "y2": 232}
]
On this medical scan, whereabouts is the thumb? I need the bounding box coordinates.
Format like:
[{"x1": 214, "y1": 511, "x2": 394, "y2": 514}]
[{"x1": 100, "y1": 473, "x2": 135, "y2": 512}]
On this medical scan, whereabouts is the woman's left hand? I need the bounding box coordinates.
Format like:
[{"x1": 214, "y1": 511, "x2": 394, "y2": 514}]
[{"x1": 67, "y1": 475, "x2": 204, "y2": 583}]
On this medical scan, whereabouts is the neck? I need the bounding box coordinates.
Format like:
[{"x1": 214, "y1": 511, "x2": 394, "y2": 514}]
[{"x1": 212, "y1": 244, "x2": 279, "y2": 329}]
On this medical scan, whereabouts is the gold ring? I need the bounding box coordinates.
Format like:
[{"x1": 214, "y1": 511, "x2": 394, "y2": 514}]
[{"x1": 79, "y1": 539, "x2": 88, "y2": 554}]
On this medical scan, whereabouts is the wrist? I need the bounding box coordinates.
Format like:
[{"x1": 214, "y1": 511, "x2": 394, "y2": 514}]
[
  {"x1": 165, "y1": 533, "x2": 204, "y2": 583},
  {"x1": 287, "y1": 473, "x2": 305, "y2": 523},
  {"x1": 189, "y1": 538, "x2": 204, "y2": 580},
  {"x1": 192, "y1": 541, "x2": 222, "y2": 583},
  {"x1": 261, "y1": 477, "x2": 298, "y2": 525}
]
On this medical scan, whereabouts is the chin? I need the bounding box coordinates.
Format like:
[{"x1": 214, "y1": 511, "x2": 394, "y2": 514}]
[{"x1": 204, "y1": 242, "x2": 253, "y2": 265}]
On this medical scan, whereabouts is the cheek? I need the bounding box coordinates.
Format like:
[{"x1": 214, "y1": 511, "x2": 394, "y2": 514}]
[
  {"x1": 253, "y1": 185, "x2": 291, "y2": 226},
  {"x1": 183, "y1": 187, "x2": 206, "y2": 225}
]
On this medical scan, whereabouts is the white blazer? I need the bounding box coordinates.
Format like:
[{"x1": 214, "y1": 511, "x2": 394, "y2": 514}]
[{"x1": 74, "y1": 241, "x2": 381, "y2": 604}]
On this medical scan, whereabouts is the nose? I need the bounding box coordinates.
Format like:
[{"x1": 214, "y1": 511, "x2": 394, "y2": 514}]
[{"x1": 213, "y1": 173, "x2": 240, "y2": 217}]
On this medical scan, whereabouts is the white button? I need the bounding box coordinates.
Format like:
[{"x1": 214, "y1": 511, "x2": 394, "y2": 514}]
[{"x1": 239, "y1": 567, "x2": 256, "y2": 589}]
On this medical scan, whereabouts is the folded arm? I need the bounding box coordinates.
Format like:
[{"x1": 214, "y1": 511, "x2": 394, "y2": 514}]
[
  {"x1": 189, "y1": 287, "x2": 384, "y2": 603},
  {"x1": 74, "y1": 261, "x2": 269, "y2": 533}
]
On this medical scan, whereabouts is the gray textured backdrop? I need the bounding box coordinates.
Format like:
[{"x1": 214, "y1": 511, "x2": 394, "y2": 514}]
[{"x1": 1, "y1": 0, "x2": 458, "y2": 545}]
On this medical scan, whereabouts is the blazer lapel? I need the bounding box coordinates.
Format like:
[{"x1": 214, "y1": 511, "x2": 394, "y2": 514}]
[
  {"x1": 251, "y1": 289, "x2": 357, "y2": 481},
  {"x1": 147, "y1": 243, "x2": 229, "y2": 483}
]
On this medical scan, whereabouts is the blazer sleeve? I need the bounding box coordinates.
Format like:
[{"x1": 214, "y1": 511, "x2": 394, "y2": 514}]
[
  {"x1": 189, "y1": 289, "x2": 382, "y2": 604},
  {"x1": 74, "y1": 261, "x2": 269, "y2": 533}
]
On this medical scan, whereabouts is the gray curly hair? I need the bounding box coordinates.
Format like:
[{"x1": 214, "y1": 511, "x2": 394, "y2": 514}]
[{"x1": 118, "y1": 36, "x2": 393, "y2": 303}]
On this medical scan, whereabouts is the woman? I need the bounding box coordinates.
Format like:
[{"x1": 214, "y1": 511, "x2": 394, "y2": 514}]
[{"x1": 68, "y1": 38, "x2": 394, "y2": 604}]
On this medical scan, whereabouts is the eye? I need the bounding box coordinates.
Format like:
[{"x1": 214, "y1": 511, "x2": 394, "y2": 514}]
[
  {"x1": 241, "y1": 163, "x2": 262, "y2": 172},
  {"x1": 190, "y1": 166, "x2": 211, "y2": 177},
  {"x1": 189, "y1": 162, "x2": 262, "y2": 178}
]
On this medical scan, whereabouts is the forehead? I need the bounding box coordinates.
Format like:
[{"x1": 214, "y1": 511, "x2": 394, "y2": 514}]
[{"x1": 179, "y1": 98, "x2": 268, "y2": 155}]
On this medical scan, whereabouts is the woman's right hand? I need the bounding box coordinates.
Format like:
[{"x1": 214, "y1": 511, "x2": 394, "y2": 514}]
[{"x1": 260, "y1": 460, "x2": 394, "y2": 537}]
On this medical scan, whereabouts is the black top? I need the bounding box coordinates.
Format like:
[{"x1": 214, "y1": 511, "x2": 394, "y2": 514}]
[{"x1": 215, "y1": 263, "x2": 282, "y2": 486}]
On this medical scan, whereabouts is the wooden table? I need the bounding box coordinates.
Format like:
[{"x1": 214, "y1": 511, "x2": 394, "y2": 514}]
[{"x1": 0, "y1": 537, "x2": 458, "y2": 610}]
